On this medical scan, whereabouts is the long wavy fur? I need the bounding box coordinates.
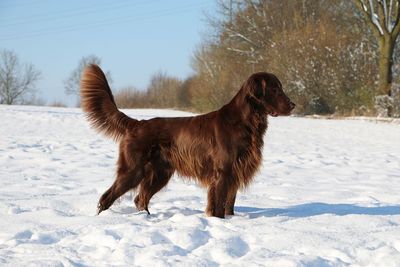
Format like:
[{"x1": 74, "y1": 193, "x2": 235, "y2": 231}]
[
  {"x1": 81, "y1": 65, "x2": 295, "y2": 218},
  {"x1": 80, "y1": 64, "x2": 136, "y2": 141}
]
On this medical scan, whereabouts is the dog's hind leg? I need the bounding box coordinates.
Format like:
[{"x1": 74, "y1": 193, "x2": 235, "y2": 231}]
[
  {"x1": 97, "y1": 164, "x2": 145, "y2": 214},
  {"x1": 134, "y1": 165, "x2": 173, "y2": 214}
]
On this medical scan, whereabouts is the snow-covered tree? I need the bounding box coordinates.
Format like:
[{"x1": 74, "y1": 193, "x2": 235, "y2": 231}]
[{"x1": 355, "y1": 0, "x2": 400, "y2": 116}]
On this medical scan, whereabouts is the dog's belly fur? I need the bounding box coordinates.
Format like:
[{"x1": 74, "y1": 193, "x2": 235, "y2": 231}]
[
  {"x1": 159, "y1": 124, "x2": 264, "y2": 189},
  {"x1": 167, "y1": 131, "x2": 223, "y2": 186}
]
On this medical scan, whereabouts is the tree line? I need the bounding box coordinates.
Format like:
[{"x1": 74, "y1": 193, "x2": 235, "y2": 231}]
[
  {"x1": 185, "y1": 0, "x2": 400, "y2": 116},
  {"x1": 1, "y1": 0, "x2": 399, "y2": 117}
]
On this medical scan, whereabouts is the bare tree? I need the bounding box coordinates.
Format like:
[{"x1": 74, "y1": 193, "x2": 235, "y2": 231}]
[
  {"x1": 147, "y1": 71, "x2": 182, "y2": 108},
  {"x1": 0, "y1": 49, "x2": 41, "y2": 105},
  {"x1": 354, "y1": 0, "x2": 400, "y2": 116},
  {"x1": 65, "y1": 55, "x2": 112, "y2": 96},
  {"x1": 114, "y1": 87, "x2": 146, "y2": 108}
]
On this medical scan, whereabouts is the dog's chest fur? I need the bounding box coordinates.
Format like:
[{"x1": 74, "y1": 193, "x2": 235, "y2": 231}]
[{"x1": 231, "y1": 115, "x2": 268, "y2": 188}]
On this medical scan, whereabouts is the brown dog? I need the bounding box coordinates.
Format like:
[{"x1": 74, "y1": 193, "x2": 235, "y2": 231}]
[{"x1": 80, "y1": 64, "x2": 295, "y2": 218}]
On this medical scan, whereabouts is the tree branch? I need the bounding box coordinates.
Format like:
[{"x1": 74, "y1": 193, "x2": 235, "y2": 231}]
[
  {"x1": 378, "y1": 0, "x2": 390, "y2": 34},
  {"x1": 369, "y1": 0, "x2": 385, "y2": 34},
  {"x1": 225, "y1": 27, "x2": 259, "y2": 47},
  {"x1": 387, "y1": 0, "x2": 394, "y2": 31},
  {"x1": 355, "y1": 0, "x2": 383, "y2": 37},
  {"x1": 392, "y1": 0, "x2": 400, "y2": 37}
]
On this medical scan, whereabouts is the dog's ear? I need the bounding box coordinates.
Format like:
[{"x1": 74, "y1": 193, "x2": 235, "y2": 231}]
[
  {"x1": 246, "y1": 78, "x2": 267, "y2": 111},
  {"x1": 245, "y1": 76, "x2": 265, "y2": 99},
  {"x1": 252, "y1": 79, "x2": 266, "y2": 100}
]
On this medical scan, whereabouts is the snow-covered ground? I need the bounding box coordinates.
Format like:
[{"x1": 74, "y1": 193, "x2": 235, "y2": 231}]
[{"x1": 0, "y1": 104, "x2": 400, "y2": 267}]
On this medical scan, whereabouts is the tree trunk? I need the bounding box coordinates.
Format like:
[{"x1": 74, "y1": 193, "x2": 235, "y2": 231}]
[
  {"x1": 378, "y1": 35, "x2": 395, "y2": 116},
  {"x1": 378, "y1": 36, "x2": 394, "y2": 95}
]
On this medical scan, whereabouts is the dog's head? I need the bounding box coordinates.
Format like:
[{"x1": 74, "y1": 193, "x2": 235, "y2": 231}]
[{"x1": 246, "y1": 72, "x2": 295, "y2": 117}]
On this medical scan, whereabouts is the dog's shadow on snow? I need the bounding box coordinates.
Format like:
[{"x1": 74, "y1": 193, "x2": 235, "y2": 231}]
[{"x1": 236, "y1": 202, "x2": 400, "y2": 219}]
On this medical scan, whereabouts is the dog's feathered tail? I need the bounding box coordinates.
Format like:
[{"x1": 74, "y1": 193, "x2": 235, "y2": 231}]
[{"x1": 80, "y1": 64, "x2": 137, "y2": 141}]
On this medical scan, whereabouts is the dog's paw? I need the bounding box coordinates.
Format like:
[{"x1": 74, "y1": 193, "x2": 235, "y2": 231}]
[
  {"x1": 205, "y1": 208, "x2": 225, "y2": 218},
  {"x1": 97, "y1": 203, "x2": 105, "y2": 215}
]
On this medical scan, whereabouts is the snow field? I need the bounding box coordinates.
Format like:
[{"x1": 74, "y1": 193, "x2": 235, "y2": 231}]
[{"x1": 0, "y1": 105, "x2": 400, "y2": 266}]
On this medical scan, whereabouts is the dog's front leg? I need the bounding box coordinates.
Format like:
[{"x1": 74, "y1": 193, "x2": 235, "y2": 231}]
[
  {"x1": 205, "y1": 177, "x2": 228, "y2": 218},
  {"x1": 205, "y1": 183, "x2": 216, "y2": 217},
  {"x1": 225, "y1": 186, "x2": 237, "y2": 216}
]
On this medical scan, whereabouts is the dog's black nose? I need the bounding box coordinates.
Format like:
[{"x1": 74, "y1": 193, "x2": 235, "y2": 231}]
[{"x1": 289, "y1": 102, "x2": 295, "y2": 110}]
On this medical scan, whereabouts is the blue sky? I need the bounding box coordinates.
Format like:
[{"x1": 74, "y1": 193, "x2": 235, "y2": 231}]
[{"x1": 0, "y1": 0, "x2": 215, "y2": 105}]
